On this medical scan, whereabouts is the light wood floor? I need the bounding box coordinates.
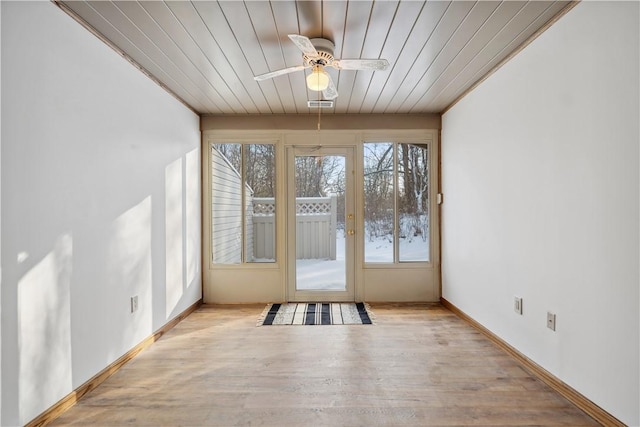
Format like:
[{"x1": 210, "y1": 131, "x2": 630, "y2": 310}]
[{"x1": 51, "y1": 304, "x2": 599, "y2": 426}]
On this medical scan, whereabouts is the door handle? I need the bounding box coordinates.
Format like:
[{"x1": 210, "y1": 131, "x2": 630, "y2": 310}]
[{"x1": 347, "y1": 229, "x2": 355, "y2": 236}]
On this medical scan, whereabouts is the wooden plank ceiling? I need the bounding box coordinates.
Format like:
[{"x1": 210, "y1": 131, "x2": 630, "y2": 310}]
[{"x1": 57, "y1": 1, "x2": 572, "y2": 115}]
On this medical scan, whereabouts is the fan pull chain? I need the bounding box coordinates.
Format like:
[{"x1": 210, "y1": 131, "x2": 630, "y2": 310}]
[{"x1": 317, "y1": 89, "x2": 322, "y2": 132}]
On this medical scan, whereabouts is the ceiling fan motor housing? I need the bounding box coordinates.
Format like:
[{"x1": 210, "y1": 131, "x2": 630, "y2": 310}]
[{"x1": 303, "y1": 38, "x2": 335, "y2": 66}]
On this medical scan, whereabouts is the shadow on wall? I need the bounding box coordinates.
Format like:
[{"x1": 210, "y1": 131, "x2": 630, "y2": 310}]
[
  {"x1": 4, "y1": 147, "x2": 201, "y2": 425},
  {"x1": 165, "y1": 148, "x2": 200, "y2": 320},
  {"x1": 18, "y1": 234, "x2": 73, "y2": 421},
  {"x1": 1, "y1": 3, "x2": 202, "y2": 424}
]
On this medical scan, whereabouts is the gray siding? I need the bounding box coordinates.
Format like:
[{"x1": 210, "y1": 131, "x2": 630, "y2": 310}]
[{"x1": 211, "y1": 147, "x2": 243, "y2": 263}]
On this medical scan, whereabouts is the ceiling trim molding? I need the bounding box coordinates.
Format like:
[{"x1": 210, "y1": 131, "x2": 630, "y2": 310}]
[
  {"x1": 52, "y1": 0, "x2": 199, "y2": 116},
  {"x1": 442, "y1": 1, "x2": 581, "y2": 115},
  {"x1": 200, "y1": 114, "x2": 441, "y2": 131}
]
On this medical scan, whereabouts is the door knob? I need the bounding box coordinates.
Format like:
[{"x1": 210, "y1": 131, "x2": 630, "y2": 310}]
[{"x1": 347, "y1": 229, "x2": 355, "y2": 236}]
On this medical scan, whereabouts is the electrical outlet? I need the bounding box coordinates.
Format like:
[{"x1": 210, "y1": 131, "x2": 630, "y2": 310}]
[
  {"x1": 131, "y1": 295, "x2": 138, "y2": 313},
  {"x1": 514, "y1": 297, "x2": 523, "y2": 315},
  {"x1": 547, "y1": 312, "x2": 556, "y2": 331}
]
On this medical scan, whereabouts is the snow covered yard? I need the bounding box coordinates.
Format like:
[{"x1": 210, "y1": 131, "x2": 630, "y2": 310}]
[{"x1": 296, "y1": 234, "x2": 429, "y2": 290}]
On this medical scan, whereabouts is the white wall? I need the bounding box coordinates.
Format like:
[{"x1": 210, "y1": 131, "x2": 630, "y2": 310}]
[
  {"x1": 1, "y1": 2, "x2": 202, "y2": 425},
  {"x1": 0, "y1": 3, "x2": 3, "y2": 422},
  {"x1": 441, "y1": 2, "x2": 639, "y2": 425}
]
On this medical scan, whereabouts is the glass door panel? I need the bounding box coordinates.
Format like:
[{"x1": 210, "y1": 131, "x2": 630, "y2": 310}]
[
  {"x1": 295, "y1": 155, "x2": 346, "y2": 291},
  {"x1": 287, "y1": 147, "x2": 354, "y2": 302}
]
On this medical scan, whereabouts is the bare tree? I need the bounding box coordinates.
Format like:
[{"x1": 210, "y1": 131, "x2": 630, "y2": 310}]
[
  {"x1": 398, "y1": 143, "x2": 429, "y2": 240},
  {"x1": 213, "y1": 143, "x2": 276, "y2": 198},
  {"x1": 364, "y1": 143, "x2": 394, "y2": 241},
  {"x1": 245, "y1": 144, "x2": 275, "y2": 197},
  {"x1": 295, "y1": 155, "x2": 344, "y2": 198},
  {"x1": 399, "y1": 143, "x2": 428, "y2": 215}
]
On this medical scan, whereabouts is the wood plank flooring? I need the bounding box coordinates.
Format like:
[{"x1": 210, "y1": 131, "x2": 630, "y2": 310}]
[{"x1": 51, "y1": 304, "x2": 599, "y2": 426}]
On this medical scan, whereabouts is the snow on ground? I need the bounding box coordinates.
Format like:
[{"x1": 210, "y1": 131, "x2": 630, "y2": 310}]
[
  {"x1": 296, "y1": 235, "x2": 346, "y2": 290},
  {"x1": 295, "y1": 235, "x2": 429, "y2": 290}
]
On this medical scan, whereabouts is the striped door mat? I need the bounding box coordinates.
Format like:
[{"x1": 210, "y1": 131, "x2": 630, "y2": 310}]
[{"x1": 258, "y1": 302, "x2": 373, "y2": 326}]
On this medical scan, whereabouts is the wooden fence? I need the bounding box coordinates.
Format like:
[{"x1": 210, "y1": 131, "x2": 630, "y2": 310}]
[{"x1": 252, "y1": 196, "x2": 337, "y2": 260}]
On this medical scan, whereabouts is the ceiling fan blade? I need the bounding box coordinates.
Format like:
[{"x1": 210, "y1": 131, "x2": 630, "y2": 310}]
[
  {"x1": 288, "y1": 34, "x2": 318, "y2": 56},
  {"x1": 332, "y1": 59, "x2": 390, "y2": 71},
  {"x1": 254, "y1": 65, "x2": 308, "y2": 81},
  {"x1": 322, "y1": 74, "x2": 338, "y2": 100}
]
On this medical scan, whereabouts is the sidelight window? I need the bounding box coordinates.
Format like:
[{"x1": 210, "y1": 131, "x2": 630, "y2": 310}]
[
  {"x1": 210, "y1": 143, "x2": 276, "y2": 264},
  {"x1": 363, "y1": 142, "x2": 430, "y2": 263}
]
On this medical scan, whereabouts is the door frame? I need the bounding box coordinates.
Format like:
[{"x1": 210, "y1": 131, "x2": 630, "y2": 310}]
[{"x1": 286, "y1": 145, "x2": 356, "y2": 302}]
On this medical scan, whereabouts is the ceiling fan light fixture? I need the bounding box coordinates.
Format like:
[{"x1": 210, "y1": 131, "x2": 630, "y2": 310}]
[
  {"x1": 253, "y1": 35, "x2": 390, "y2": 101},
  {"x1": 306, "y1": 65, "x2": 329, "y2": 91}
]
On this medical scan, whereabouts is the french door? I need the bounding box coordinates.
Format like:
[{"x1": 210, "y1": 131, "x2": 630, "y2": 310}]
[{"x1": 286, "y1": 146, "x2": 355, "y2": 302}]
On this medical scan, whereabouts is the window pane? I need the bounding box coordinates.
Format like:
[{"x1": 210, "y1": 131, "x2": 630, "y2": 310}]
[
  {"x1": 295, "y1": 155, "x2": 346, "y2": 290},
  {"x1": 244, "y1": 144, "x2": 276, "y2": 262},
  {"x1": 211, "y1": 143, "x2": 276, "y2": 264},
  {"x1": 397, "y1": 143, "x2": 429, "y2": 262},
  {"x1": 364, "y1": 142, "x2": 394, "y2": 263},
  {"x1": 211, "y1": 144, "x2": 242, "y2": 264}
]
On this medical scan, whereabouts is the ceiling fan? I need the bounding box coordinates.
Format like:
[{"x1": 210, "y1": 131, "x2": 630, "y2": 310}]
[{"x1": 254, "y1": 34, "x2": 390, "y2": 100}]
